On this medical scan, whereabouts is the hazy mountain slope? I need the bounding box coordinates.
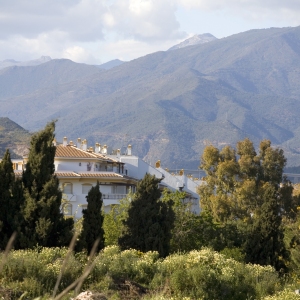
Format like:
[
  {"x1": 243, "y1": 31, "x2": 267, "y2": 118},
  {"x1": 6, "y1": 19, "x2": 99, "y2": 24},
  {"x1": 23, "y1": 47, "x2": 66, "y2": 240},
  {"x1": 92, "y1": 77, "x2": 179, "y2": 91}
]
[
  {"x1": 0, "y1": 59, "x2": 102, "y2": 99},
  {"x1": 0, "y1": 56, "x2": 52, "y2": 70},
  {"x1": 98, "y1": 59, "x2": 125, "y2": 70},
  {"x1": 2, "y1": 26, "x2": 300, "y2": 168},
  {"x1": 0, "y1": 118, "x2": 31, "y2": 158}
]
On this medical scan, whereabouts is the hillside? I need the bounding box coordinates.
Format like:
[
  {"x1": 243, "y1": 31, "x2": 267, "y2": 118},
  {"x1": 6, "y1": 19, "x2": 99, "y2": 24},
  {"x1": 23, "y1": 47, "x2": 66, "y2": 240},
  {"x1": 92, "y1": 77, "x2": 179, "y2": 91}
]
[
  {"x1": 1, "y1": 27, "x2": 300, "y2": 168},
  {"x1": 0, "y1": 118, "x2": 31, "y2": 158}
]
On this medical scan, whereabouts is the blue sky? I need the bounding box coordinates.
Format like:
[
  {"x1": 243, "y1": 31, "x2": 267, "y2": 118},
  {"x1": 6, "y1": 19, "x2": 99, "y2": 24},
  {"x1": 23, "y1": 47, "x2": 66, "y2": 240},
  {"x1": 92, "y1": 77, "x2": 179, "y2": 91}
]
[{"x1": 0, "y1": 0, "x2": 299, "y2": 64}]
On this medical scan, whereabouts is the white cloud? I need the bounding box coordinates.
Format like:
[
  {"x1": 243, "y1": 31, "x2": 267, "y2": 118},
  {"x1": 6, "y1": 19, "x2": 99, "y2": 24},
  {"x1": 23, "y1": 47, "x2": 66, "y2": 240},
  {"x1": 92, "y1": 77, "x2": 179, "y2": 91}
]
[
  {"x1": 0, "y1": 0, "x2": 299, "y2": 63},
  {"x1": 62, "y1": 46, "x2": 99, "y2": 64},
  {"x1": 103, "y1": 0, "x2": 186, "y2": 41}
]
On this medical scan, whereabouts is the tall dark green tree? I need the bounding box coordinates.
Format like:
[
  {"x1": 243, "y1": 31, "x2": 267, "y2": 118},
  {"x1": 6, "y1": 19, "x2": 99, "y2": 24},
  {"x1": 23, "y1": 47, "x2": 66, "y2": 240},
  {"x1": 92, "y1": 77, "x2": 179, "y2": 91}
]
[
  {"x1": 244, "y1": 183, "x2": 288, "y2": 271},
  {"x1": 77, "y1": 181, "x2": 104, "y2": 254},
  {"x1": 0, "y1": 150, "x2": 16, "y2": 249},
  {"x1": 21, "y1": 121, "x2": 73, "y2": 248},
  {"x1": 119, "y1": 173, "x2": 175, "y2": 257}
]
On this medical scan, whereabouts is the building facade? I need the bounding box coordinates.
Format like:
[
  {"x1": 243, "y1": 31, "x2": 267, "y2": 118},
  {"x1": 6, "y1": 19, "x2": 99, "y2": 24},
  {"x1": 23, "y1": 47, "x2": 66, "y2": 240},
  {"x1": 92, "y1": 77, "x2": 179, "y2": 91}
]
[{"x1": 11, "y1": 137, "x2": 203, "y2": 218}]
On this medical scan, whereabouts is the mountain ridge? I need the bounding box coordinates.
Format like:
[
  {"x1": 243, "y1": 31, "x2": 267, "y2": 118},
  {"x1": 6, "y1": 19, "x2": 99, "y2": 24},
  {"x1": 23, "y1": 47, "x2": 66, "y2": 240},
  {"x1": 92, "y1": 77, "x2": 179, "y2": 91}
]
[
  {"x1": 1, "y1": 26, "x2": 300, "y2": 168},
  {"x1": 168, "y1": 33, "x2": 217, "y2": 51}
]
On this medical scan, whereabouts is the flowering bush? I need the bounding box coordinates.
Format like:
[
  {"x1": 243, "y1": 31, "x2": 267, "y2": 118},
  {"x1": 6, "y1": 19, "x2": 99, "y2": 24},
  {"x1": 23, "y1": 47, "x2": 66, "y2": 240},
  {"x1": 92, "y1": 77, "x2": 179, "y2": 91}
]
[
  {"x1": 151, "y1": 248, "x2": 279, "y2": 300},
  {"x1": 0, "y1": 246, "x2": 287, "y2": 299},
  {"x1": 263, "y1": 289, "x2": 300, "y2": 300}
]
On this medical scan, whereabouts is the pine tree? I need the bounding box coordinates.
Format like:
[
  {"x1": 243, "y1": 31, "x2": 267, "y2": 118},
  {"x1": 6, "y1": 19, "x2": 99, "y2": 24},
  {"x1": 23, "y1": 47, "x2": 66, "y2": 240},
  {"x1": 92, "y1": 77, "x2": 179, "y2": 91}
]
[
  {"x1": 77, "y1": 181, "x2": 104, "y2": 254},
  {"x1": 244, "y1": 183, "x2": 288, "y2": 271},
  {"x1": 0, "y1": 150, "x2": 15, "y2": 249},
  {"x1": 118, "y1": 173, "x2": 175, "y2": 257},
  {"x1": 21, "y1": 121, "x2": 73, "y2": 248}
]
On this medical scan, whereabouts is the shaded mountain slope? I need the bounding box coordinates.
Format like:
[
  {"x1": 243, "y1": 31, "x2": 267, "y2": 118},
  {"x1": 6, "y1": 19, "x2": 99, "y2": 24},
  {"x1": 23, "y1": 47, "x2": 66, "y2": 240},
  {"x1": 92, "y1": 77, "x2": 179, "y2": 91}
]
[
  {"x1": 0, "y1": 118, "x2": 31, "y2": 158},
  {"x1": 1, "y1": 27, "x2": 300, "y2": 167}
]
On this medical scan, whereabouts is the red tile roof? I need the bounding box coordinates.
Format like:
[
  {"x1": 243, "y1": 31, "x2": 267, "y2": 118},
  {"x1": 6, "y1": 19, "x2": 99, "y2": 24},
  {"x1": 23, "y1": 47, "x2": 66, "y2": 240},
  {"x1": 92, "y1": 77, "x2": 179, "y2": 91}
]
[
  {"x1": 55, "y1": 145, "x2": 98, "y2": 158},
  {"x1": 55, "y1": 172, "x2": 80, "y2": 177},
  {"x1": 55, "y1": 145, "x2": 119, "y2": 163},
  {"x1": 78, "y1": 172, "x2": 123, "y2": 178}
]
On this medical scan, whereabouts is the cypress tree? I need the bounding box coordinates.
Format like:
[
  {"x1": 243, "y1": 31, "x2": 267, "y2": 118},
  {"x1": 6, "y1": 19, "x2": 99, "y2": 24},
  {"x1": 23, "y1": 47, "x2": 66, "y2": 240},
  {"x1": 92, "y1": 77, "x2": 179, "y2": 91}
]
[
  {"x1": 244, "y1": 183, "x2": 288, "y2": 271},
  {"x1": 0, "y1": 150, "x2": 15, "y2": 249},
  {"x1": 21, "y1": 121, "x2": 73, "y2": 248},
  {"x1": 77, "y1": 181, "x2": 104, "y2": 254},
  {"x1": 118, "y1": 173, "x2": 174, "y2": 257}
]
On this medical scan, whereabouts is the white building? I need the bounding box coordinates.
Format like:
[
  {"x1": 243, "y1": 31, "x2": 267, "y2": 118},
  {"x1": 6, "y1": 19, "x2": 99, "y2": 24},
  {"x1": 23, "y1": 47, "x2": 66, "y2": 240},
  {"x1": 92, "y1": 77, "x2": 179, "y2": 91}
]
[{"x1": 11, "y1": 137, "x2": 203, "y2": 217}]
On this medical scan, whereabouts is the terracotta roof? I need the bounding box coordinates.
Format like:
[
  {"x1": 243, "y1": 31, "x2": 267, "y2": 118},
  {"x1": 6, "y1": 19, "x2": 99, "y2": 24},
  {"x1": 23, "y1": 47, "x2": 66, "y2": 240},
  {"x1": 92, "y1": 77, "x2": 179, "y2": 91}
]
[
  {"x1": 55, "y1": 172, "x2": 80, "y2": 177},
  {"x1": 55, "y1": 145, "x2": 97, "y2": 158},
  {"x1": 55, "y1": 145, "x2": 117, "y2": 163},
  {"x1": 78, "y1": 172, "x2": 123, "y2": 178}
]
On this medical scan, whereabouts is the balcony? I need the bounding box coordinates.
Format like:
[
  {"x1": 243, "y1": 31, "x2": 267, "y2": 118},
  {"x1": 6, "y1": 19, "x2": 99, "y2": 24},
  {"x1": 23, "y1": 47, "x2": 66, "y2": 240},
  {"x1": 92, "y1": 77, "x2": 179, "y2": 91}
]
[{"x1": 102, "y1": 194, "x2": 127, "y2": 200}]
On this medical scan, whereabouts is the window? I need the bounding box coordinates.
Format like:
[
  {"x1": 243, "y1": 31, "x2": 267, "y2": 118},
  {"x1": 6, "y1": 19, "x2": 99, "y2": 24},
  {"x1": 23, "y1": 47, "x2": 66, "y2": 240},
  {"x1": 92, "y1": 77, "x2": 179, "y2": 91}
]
[
  {"x1": 111, "y1": 185, "x2": 126, "y2": 194},
  {"x1": 87, "y1": 162, "x2": 92, "y2": 171},
  {"x1": 82, "y1": 184, "x2": 92, "y2": 194},
  {"x1": 79, "y1": 162, "x2": 81, "y2": 166},
  {"x1": 63, "y1": 182, "x2": 73, "y2": 194}
]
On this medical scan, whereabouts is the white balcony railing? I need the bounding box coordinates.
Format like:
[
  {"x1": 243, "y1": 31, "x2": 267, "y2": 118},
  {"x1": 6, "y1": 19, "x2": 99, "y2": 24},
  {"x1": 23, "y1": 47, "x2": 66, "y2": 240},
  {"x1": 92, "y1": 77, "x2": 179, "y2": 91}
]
[{"x1": 102, "y1": 194, "x2": 127, "y2": 200}]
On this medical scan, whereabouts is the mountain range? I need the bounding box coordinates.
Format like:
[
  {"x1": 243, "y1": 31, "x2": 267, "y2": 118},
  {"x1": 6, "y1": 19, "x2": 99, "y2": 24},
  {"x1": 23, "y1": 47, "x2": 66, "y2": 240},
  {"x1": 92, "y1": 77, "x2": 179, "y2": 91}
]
[{"x1": 1, "y1": 26, "x2": 300, "y2": 169}]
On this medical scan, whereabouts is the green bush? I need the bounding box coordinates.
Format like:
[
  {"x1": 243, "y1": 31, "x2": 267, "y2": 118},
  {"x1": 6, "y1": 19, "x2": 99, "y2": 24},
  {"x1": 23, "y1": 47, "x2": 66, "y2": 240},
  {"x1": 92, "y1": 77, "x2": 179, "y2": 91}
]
[
  {"x1": 0, "y1": 246, "x2": 290, "y2": 300},
  {"x1": 0, "y1": 247, "x2": 83, "y2": 297},
  {"x1": 151, "y1": 248, "x2": 279, "y2": 300},
  {"x1": 263, "y1": 288, "x2": 300, "y2": 300}
]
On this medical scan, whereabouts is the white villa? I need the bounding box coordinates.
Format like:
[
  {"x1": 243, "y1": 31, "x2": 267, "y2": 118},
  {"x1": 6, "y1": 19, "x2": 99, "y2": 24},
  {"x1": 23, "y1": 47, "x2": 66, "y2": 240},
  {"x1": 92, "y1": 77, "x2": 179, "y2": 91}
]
[{"x1": 11, "y1": 137, "x2": 203, "y2": 218}]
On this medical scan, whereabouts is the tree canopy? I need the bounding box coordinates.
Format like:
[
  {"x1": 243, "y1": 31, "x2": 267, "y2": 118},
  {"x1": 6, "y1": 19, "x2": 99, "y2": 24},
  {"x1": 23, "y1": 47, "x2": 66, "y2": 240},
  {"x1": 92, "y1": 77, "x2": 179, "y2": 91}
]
[
  {"x1": 118, "y1": 173, "x2": 174, "y2": 257},
  {"x1": 77, "y1": 181, "x2": 104, "y2": 254},
  {"x1": 21, "y1": 121, "x2": 73, "y2": 248},
  {"x1": 198, "y1": 138, "x2": 295, "y2": 270}
]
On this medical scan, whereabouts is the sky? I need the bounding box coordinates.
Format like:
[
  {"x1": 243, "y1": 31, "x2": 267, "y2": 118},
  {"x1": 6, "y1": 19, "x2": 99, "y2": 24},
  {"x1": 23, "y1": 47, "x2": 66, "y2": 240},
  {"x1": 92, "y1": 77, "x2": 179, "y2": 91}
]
[{"x1": 0, "y1": 0, "x2": 299, "y2": 65}]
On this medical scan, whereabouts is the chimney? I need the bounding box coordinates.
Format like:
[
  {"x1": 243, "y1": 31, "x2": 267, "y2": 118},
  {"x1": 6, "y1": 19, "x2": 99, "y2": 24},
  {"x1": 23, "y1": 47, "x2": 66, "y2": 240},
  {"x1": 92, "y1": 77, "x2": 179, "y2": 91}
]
[
  {"x1": 102, "y1": 145, "x2": 107, "y2": 155},
  {"x1": 88, "y1": 146, "x2": 94, "y2": 152},
  {"x1": 117, "y1": 149, "x2": 120, "y2": 158},
  {"x1": 127, "y1": 144, "x2": 132, "y2": 156},
  {"x1": 69, "y1": 141, "x2": 74, "y2": 146},
  {"x1": 155, "y1": 160, "x2": 161, "y2": 168},
  {"x1": 53, "y1": 138, "x2": 57, "y2": 146},
  {"x1": 95, "y1": 143, "x2": 100, "y2": 153},
  {"x1": 82, "y1": 139, "x2": 87, "y2": 151},
  {"x1": 63, "y1": 137, "x2": 68, "y2": 146},
  {"x1": 77, "y1": 138, "x2": 81, "y2": 149}
]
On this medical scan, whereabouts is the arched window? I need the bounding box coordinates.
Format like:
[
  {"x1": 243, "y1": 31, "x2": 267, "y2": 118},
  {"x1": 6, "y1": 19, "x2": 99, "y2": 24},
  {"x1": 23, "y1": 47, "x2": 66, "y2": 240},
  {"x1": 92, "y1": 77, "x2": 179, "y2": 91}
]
[
  {"x1": 63, "y1": 182, "x2": 73, "y2": 194},
  {"x1": 82, "y1": 184, "x2": 92, "y2": 194}
]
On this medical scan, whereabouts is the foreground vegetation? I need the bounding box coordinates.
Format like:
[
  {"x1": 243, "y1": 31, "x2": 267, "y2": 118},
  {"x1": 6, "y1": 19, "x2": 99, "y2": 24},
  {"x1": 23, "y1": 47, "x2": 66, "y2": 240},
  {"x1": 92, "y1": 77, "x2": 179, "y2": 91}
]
[
  {"x1": 1, "y1": 246, "x2": 299, "y2": 300},
  {"x1": 2, "y1": 122, "x2": 300, "y2": 299}
]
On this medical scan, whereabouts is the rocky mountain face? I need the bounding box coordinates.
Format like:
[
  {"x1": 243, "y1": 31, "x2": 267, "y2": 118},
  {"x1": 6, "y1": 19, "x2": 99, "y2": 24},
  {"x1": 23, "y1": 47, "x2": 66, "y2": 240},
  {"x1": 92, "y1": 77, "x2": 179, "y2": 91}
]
[
  {"x1": 168, "y1": 33, "x2": 217, "y2": 51},
  {"x1": 1, "y1": 27, "x2": 300, "y2": 169}
]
